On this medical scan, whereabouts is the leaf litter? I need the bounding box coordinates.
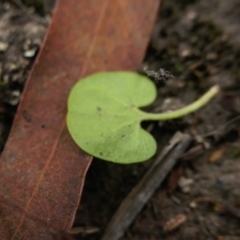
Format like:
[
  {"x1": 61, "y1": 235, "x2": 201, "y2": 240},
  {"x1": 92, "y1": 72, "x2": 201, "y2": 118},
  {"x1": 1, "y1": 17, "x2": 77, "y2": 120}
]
[
  {"x1": 1, "y1": 0, "x2": 240, "y2": 240},
  {"x1": 0, "y1": 0, "x2": 159, "y2": 239}
]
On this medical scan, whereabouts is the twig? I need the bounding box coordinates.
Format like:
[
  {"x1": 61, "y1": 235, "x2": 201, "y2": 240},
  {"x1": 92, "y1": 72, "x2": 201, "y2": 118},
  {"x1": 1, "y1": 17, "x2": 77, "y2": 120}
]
[
  {"x1": 203, "y1": 114, "x2": 240, "y2": 139},
  {"x1": 181, "y1": 144, "x2": 204, "y2": 161},
  {"x1": 12, "y1": 0, "x2": 49, "y2": 26},
  {"x1": 101, "y1": 132, "x2": 192, "y2": 240}
]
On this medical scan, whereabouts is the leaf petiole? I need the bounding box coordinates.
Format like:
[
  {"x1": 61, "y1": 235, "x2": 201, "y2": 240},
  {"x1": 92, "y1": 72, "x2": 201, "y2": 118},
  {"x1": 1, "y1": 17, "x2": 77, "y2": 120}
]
[{"x1": 141, "y1": 85, "x2": 220, "y2": 121}]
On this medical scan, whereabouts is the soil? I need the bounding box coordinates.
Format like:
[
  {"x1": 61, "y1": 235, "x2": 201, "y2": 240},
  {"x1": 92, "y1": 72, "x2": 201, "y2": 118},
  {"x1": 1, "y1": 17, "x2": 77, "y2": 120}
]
[{"x1": 1, "y1": 1, "x2": 240, "y2": 240}]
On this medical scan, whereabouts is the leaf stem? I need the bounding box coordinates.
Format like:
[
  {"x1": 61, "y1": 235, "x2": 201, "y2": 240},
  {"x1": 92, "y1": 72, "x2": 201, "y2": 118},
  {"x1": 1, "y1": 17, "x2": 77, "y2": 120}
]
[{"x1": 142, "y1": 85, "x2": 220, "y2": 121}]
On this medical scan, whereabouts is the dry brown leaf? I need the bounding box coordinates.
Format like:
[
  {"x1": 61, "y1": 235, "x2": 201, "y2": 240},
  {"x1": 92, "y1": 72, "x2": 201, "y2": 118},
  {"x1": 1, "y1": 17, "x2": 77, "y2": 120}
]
[
  {"x1": 163, "y1": 214, "x2": 187, "y2": 233},
  {"x1": 0, "y1": 0, "x2": 159, "y2": 238},
  {"x1": 209, "y1": 148, "x2": 225, "y2": 162}
]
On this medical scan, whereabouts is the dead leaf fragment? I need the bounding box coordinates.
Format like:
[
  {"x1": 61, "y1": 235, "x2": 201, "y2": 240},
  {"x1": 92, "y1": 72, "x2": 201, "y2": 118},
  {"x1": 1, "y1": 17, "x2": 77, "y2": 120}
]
[
  {"x1": 209, "y1": 148, "x2": 225, "y2": 162},
  {"x1": 167, "y1": 164, "x2": 184, "y2": 192},
  {"x1": 163, "y1": 214, "x2": 187, "y2": 233},
  {"x1": 70, "y1": 226, "x2": 100, "y2": 235}
]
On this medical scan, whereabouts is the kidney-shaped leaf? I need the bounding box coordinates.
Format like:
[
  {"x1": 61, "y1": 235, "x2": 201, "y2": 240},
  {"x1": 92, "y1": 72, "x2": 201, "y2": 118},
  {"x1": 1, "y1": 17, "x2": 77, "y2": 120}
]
[{"x1": 67, "y1": 72, "x2": 157, "y2": 164}]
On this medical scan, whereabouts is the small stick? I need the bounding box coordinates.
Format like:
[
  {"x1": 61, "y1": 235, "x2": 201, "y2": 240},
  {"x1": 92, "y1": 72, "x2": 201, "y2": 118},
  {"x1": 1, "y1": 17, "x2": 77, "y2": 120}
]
[
  {"x1": 203, "y1": 114, "x2": 240, "y2": 139},
  {"x1": 12, "y1": 0, "x2": 49, "y2": 26},
  {"x1": 101, "y1": 132, "x2": 192, "y2": 240}
]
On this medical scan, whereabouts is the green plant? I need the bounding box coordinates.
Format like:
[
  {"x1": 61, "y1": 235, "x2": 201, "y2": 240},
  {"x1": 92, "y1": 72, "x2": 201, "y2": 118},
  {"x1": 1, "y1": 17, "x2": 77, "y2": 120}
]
[{"x1": 67, "y1": 71, "x2": 219, "y2": 164}]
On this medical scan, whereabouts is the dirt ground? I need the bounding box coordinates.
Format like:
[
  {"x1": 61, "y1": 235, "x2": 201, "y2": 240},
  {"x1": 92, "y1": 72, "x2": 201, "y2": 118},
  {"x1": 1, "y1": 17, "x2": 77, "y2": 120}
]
[{"x1": 1, "y1": 0, "x2": 240, "y2": 240}]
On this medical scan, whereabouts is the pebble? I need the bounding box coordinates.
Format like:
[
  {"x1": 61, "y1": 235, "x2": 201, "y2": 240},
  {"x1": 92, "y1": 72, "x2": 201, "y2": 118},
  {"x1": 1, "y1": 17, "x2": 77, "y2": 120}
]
[
  {"x1": 189, "y1": 201, "x2": 197, "y2": 209},
  {"x1": 178, "y1": 176, "x2": 194, "y2": 193},
  {"x1": 6, "y1": 90, "x2": 21, "y2": 106},
  {"x1": 24, "y1": 48, "x2": 37, "y2": 58},
  {"x1": 186, "y1": 11, "x2": 197, "y2": 20},
  {"x1": 8, "y1": 63, "x2": 18, "y2": 72},
  {"x1": 0, "y1": 41, "x2": 8, "y2": 52},
  {"x1": 181, "y1": 49, "x2": 191, "y2": 58},
  {"x1": 161, "y1": 98, "x2": 184, "y2": 112}
]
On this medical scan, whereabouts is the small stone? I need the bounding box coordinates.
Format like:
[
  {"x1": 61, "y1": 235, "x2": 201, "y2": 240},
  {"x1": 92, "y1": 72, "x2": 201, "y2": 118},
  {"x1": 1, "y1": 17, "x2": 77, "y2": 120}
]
[
  {"x1": 186, "y1": 11, "x2": 197, "y2": 20},
  {"x1": 161, "y1": 98, "x2": 184, "y2": 113},
  {"x1": 0, "y1": 42, "x2": 8, "y2": 52},
  {"x1": 181, "y1": 49, "x2": 191, "y2": 58},
  {"x1": 178, "y1": 176, "x2": 194, "y2": 193},
  {"x1": 189, "y1": 201, "x2": 197, "y2": 209},
  {"x1": 179, "y1": 43, "x2": 192, "y2": 58},
  {"x1": 182, "y1": 186, "x2": 191, "y2": 193},
  {"x1": 8, "y1": 63, "x2": 18, "y2": 72},
  {"x1": 24, "y1": 48, "x2": 37, "y2": 58},
  {"x1": 206, "y1": 52, "x2": 218, "y2": 61},
  {"x1": 7, "y1": 90, "x2": 21, "y2": 106}
]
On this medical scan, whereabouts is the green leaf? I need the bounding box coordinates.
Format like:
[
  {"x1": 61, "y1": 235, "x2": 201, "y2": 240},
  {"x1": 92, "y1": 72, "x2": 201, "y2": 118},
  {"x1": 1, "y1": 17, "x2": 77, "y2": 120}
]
[
  {"x1": 67, "y1": 71, "x2": 220, "y2": 164},
  {"x1": 67, "y1": 71, "x2": 157, "y2": 164}
]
